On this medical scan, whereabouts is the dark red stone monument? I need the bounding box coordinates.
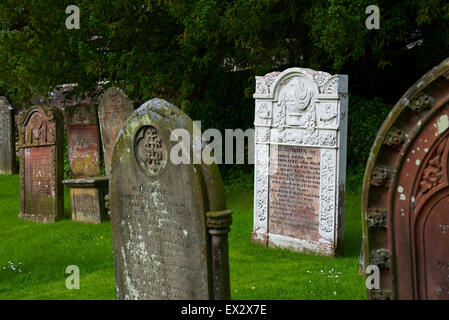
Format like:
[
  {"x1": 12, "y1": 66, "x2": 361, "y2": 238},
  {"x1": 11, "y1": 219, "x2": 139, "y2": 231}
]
[
  {"x1": 363, "y1": 57, "x2": 449, "y2": 300},
  {"x1": 62, "y1": 104, "x2": 108, "y2": 223},
  {"x1": 16, "y1": 107, "x2": 64, "y2": 222}
]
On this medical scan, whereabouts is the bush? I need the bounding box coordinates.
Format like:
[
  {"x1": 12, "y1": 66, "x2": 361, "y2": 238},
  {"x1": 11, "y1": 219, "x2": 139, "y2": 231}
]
[{"x1": 347, "y1": 95, "x2": 390, "y2": 170}]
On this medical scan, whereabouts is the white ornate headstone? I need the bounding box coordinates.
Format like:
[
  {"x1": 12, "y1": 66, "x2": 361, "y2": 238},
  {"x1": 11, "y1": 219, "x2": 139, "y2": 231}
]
[{"x1": 252, "y1": 68, "x2": 348, "y2": 256}]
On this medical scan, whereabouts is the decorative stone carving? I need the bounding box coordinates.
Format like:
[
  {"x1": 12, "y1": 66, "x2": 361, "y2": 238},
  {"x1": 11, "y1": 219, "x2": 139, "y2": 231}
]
[
  {"x1": 384, "y1": 127, "x2": 406, "y2": 148},
  {"x1": 408, "y1": 93, "x2": 435, "y2": 113},
  {"x1": 135, "y1": 125, "x2": 167, "y2": 176},
  {"x1": 370, "y1": 290, "x2": 392, "y2": 300},
  {"x1": 252, "y1": 67, "x2": 348, "y2": 256},
  {"x1": 367, "y1": 208, "x2": 387, "y2": 229},
  {"x1": 370, "y1": 248, "x2": 391, "y2": 269},
  {"x1": 371, "y1": 167, "x2": 394, "y2": 187}
]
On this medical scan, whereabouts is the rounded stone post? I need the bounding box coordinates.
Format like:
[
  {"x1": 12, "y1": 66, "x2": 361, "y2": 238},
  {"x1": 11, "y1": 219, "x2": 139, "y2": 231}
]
[{"x1": 206, "y1": 209, "x2": 232, "y2": 300}]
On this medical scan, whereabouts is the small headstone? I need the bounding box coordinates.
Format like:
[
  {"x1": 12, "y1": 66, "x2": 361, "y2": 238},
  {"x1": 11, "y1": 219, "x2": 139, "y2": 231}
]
[
  {"x1": 110, "y1": 98, "x2": 232, "y2": 300},
  {"x1": 98, "y1": 88, "x2": 134, "y2": 175},
  {"x1": 16, "y1": 107, "x2": 64, "y2": 222},
  {"x1": 0, "y1": 97, "x2": 16, "y2": 175},
  {"x1": 252, "y1": 68, "x2": 348, "y2": 256},
  {"x1": 63, "y1": 104, "x2": 108, "y2": 223}
]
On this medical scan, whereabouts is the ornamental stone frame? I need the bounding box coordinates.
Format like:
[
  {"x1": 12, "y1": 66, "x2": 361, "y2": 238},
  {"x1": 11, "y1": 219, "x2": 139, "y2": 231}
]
[{"x1": 252, "y1": 67, "x2": 348, "y2": 256}]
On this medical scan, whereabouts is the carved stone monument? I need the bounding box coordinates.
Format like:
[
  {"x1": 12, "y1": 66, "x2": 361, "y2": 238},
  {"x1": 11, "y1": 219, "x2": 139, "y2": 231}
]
[
  {"x1": 362, "y1": 57, "x2": 449, "y2": 300},
  {"x1": 252, "y1": 68, "x2": 348, "y2": 256},
  {"x1": 62, "y1": 104, "x2": 108, "y2": 223},
  {"x1": 109, "y1": 98, "x2": 232, "y2": 300},
  {"x1": 16, "y1": 107, "x2": 64, "y2": 222},
  {"x1": 0, "y1": 97, "x2": 16, "y2": 175},
  {"x1": 98, "y1": 87, "x2": 134, "y2": 175}
]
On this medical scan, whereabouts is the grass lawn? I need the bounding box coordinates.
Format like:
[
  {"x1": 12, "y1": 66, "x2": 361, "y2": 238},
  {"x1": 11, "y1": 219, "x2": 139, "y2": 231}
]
[{"x1": 0, "y1": 170, "x2": 365, "y2": 300}]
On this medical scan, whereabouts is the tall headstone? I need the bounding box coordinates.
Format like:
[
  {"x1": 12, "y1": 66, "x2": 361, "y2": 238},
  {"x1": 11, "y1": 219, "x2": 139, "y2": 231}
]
[
  {"x1": 62, "y1": 104, "x2": 108, "y2": 223},
  {"x1": 252, "y1": 68, "x2": 348, "y2": 256},
  {"x1": 16, "y1": 107, "x2": 64, "y2": 222},
  {"x1": 98, "y1": 87, "x2": 134, "y2": 175},
  {"x1": 362, "y1": 57, "x2": 449, "y2": 300},
  {"x1": 110, "y1": 98, "x2": 232, "y2": 300},
  {"x1": 0, "y1": 97, "x2": 16, "y2": 175}
]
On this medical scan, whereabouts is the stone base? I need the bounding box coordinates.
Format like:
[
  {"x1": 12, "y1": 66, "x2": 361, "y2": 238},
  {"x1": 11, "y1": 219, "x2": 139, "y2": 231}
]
[
  {"x1": 251, "y1": 230, "x2": 336, "y2": 256},
  {"x1": 0, "y1": 168, "x2": 16, "y2": 175},
  {"x1": 19, "y1": 213, "x2": 58, "y2": 223},
  {"x1": 63, "y1": 177, "x2": 109, "y2": 224},
  {"x1": 251, "y1": 230, "x2": 268, "y2": 246}
]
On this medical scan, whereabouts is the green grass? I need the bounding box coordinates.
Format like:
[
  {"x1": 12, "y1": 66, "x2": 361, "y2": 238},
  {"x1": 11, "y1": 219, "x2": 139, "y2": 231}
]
[{"x1": 0, "y1": 171, "x2": 365, "y2": 300}]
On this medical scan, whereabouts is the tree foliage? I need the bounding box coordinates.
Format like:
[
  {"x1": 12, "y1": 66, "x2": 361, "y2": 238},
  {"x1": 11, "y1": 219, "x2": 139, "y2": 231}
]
[{"x1": 0, "y1": 0, "x2": 448, "y2": 114}]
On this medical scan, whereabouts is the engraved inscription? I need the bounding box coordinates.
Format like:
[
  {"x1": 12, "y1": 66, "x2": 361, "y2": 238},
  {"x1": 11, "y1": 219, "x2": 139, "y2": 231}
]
[
  {"x1": 67, "y1": 125, "x2": 101, "y2": 177},
  {"x1": 24, "y1": 146, "x2": 55, "y2": 215},
  {"x1": 269, "y1": 145, "x2": 321, "y2": 240},
  {"x1": 116, "y1": 183, "x2": 207, "y2": 299}
]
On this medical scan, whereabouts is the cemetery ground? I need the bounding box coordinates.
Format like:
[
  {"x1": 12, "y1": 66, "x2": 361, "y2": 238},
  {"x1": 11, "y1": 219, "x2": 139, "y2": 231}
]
[{"x1": 0, "y1": 170, "x2": 365, "y2": 300}]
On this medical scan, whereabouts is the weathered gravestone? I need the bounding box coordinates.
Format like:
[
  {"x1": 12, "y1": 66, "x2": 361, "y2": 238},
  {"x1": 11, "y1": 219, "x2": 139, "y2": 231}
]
[
  {"x1": 362, "y1": 57, "x2": 449, "y2": 300},
  {"x1": 16, "y1": 107, "x2": 64, "y2": 222},
  {"x1": 0, "y1": 97, "x2": 16, "y2": 175},
  {"x1": 110, "y1": 98, "x2": 232, "y2": 300},
  {"x1": 98, "y1": 87, "x2": 134, "y2": 176},
  {"x1": 252, "y1": 68, "x2": 348, "y2": 256},
  {"x1": 62, "y1": 104, "x2": 108, "y2": 223}
]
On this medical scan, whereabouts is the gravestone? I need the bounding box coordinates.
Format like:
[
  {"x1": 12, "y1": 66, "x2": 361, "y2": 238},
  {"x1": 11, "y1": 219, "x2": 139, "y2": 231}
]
[
  {"x1": 362, "y1": 57, "x2": 449, "y2": 300},
  {"x1": 98, "y1": 87, "x2": 134, "y2": 175},
  {"x1": 252, "y1": 68, "x2": 348, "y2": 256},
  {"x1": 0, "y1": 97, "x2": 16, "y2": 175},
  {"x1": 16, "y1": 107, "x2": 64, "y2": 222},
  {"x1": 62, "y1": 104, "x2": 108, "y2": 223},
  {"x1": 110, "y1": 98, "x2": 232, "y2": 300}
]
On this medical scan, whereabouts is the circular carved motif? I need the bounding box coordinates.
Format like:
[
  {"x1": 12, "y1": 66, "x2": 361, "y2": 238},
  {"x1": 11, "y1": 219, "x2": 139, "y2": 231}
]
[{"x1": 134, "y1": 125, "x2": 167, "y2": 176}]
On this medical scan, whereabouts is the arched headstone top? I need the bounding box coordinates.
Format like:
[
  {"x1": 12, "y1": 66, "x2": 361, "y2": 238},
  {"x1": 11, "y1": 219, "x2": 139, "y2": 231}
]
[
  {"x1": 362, "y1": 57, "x2": 449, "y2": 300},
  {"x1": 0, "y1": 97, "x2": 13, "y2": 110},
  {"x1": 64, "y1": 104, "x2": 98, "y2": 126},
  {"x1": 16, "y1": 107, "x2": 62, "y2": 147},
  {"x1": 254, "y1": 68, "x2": 346, "y2": 100}
]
